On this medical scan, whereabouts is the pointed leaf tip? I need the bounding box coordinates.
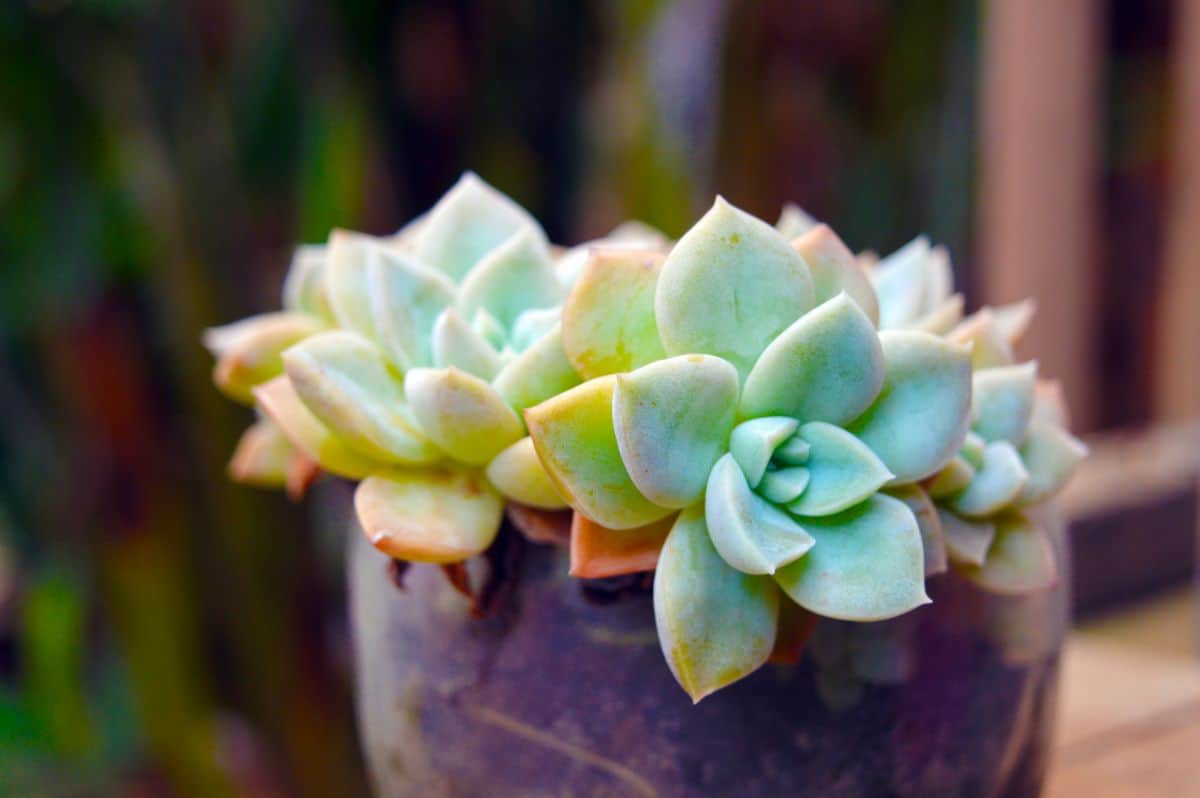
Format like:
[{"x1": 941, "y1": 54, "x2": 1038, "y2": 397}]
[
  {"x1": 654, "y1": 506, "x2": 779, "y2": 702},
  {"x1": 613, "y1": 355, "x2": 739, "y2": 508},
  {"x1": 656, "y1": 198, "x2": 814, "y2": 378}
]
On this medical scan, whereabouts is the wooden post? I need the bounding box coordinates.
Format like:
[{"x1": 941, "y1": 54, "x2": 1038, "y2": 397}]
[
  {"x1": 1155, "y1": 0, "x2": 1200, "y2": 421},
  {"x1": 979, "y1": 0, "x2": 1102, "y2": 431}
]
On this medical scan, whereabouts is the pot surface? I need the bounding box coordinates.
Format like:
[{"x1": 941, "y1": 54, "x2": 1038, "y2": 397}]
[{"x1": 349, "y1": 504, "x2": 1068, "y2": 798}]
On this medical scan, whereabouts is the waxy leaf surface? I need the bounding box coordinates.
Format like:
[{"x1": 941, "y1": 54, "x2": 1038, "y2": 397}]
[
  {"x1": 654, "y1": 506, "x2": 780, "y2": 702},
  {"x1": 525, "y1": 377, "x2": 673, "y2": 529},
  {"x1": 562, "y1": 249, "x2": 667, "y2": 378},
  {"x1": 775, "y1": 494, "x2": 928, "y2": 621},
  {"x1": 405, "y1": 367, "x2": 523, "y2": 465},
  {"x1": 741, "y1": 294, "x2": 883, "y2": 425},
  {"x1": 656, "y1": 198, "x2": 814, "y2": 378},
  {"x1": 355, "y1": 468, "x2": 503, "y2": 563},
  {"x1": 847, "y1": 331, "x2": 972, "y2": 483},
  {"x1": 706, "y1": 454, "x2": 815, "y2": 575},
  {"x1": 613, "y1": 355, "x2": 739, "y2": 508}
]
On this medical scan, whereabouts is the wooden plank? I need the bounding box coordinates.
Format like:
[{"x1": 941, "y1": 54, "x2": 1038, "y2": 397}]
[
  {"x1": 1155, "y1": 0, "x2": 1200, "y2": 421},
  {"x1": 978, "y1": 0, "x2": 1102, "y2": 430},
  {"x1": 1061, "y1": 423, "x2": 1200, "y2": 615}
]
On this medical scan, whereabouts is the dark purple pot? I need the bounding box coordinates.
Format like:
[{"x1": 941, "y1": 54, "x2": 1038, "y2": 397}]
[{"x1": 348, "y1": 500, "x2": 1068, "y2": 797}]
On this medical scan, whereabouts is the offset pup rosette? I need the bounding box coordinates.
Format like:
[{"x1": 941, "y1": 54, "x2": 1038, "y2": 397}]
[
  {"x1": 867, "y1": 236, "x2": 1087, "y2": 595},
  {"x1": 526, "y1": 198, "x2": 975, "y2": 700},
  {"x1": 211, "y1": 174, "x2": 596, "y2": 564}
]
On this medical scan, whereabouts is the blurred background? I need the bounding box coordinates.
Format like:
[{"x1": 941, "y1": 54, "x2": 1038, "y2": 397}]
[{"x1": 1, "y1": 0, "x2": 1197, "y2": 795}]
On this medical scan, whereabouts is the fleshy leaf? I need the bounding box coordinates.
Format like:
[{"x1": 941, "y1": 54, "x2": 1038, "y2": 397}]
[
  {"x1": 561, "y1": 249, "x2": 668, "y2": 379},
  {"x1": 282, "y1": 244, "x2": 335, "y2": 322},
  {"x1": 491, "y1": 323, "x2": 582, "y2": 415},
  {"x1": 283, "y1": 331, "x2": 442, "y2": 465},
  {"x1": 773, "y1": 436, "x2": 811, "y2": 465},
  {"x1": 404, "y1": 367, "x2": 524, "y2": 466},
  {"x1": 936, "y1": 507, "x2": 995, "y2": 566},
  {"x1": 206, "y1": 312, "x2": 326, "y2": 404},
  {"x1": 509, "y1": 306, "x2": 562, "y2": 353},
  {"x1": 792, "y1": 225, "x2": 880, "y2": 325},
  {"x1": 847, "y1": 330, "x2": 972, "y2": 483},
  {"x1": 706, "y1": 454, "x2": 815, "y2": 575},
  {"x1": 525, "y1": 376, "x2": 674, "y2": 529},
  {"x1": 948, "y1": 310, "x2": 1015, "y2": 369},
  {"x1": 554, "y1": 222, "x2": 670, "y2": 288},
  {"x1": 888, "y1": 485, "x2": 947, "y2": 576},
  {"x1": 992, "y1": 299, "x2": 1036, "y2": 343},
  {"x1": 1015, "y1": 422, "x2": 1087, "y2": 506},
  {"x1": 430, "y1": 309, "x2": 504, "y2": 380},
  {"x1": 775, "y1": 202, "x2": 818, "y2": 239},
  {"x1": 227, "y1": 419, "x2": 292, "y2": 487},
  {"x1": 740, "y1": 293, "x2": 883, "y2": 425},
  {"x1": 472, "y1": 308, "x2": 507, "y2": 351},
  {"x1": 729, "y1": 417, "x2": 798, "y2": 488},
  {"x1": 960, "y1": 431, "x2": 986, "y2": 468},
  {"x1": 355, "y1": 468, "x2": 504, "y2": 563},
  {"x1": 871, "y1": 236, "x2": 940, "y2": 329},
  {"x1": 505, "y1": 505, "x2": 571, "y2": 546},
  {"x1": 366, "y1": 247, "x2": 456, "y2": 370},
  {"x1": 252, "y1": 376, "x2": 379, "y2": 479},
  {"x1": 1032, "y1": 380, "x2": 1070, "y2": 428},
  {"x1": 775, "y1": 494, "x2": 929, "y2": 621},
  {"x1": 656, "y1": 197, "x2": 815, "y2": 378},
  {"x1": 485, "y1": 436, "x2": 567, "y2": 510},
  {"x1": 412, "y1": 172, "x2": 546, "y2": 282},
  {"x1": 912, "y1": 295, "x2": 964, "y2": 335},
  {"x1": 612, "y1": 355, "x2": 739, "y2": 508},
  {"x1": 973, "y1": 362, "x2": 1037, "y2": 444},
  {"x1": 925, "y1": 456, "x2": 975, "y2": 498},
  {"x1": 569, "y1": 513, "x2": 675, "y2": 578},
  {"x1": 456, "y1": 228, "x2": 562, "y2": 330},
  {"x1": 960, "y1": 514, "x2": 1057, "y2": 595},
  {"x1": 324, "y1": 230, "x2": 383, "y2": 341},
  {"x1": 758, "y1": 467, "x2": 811, "y2": 504},
  {"x1": 948, "y1": 440, "x2": 1029, "y2": 517},
  {"x1": 787, "y1": 422, "x2": 893, "y2": 517},
  {"x1": 654, "y1": 506, "x2": 780, "y2": 702}
]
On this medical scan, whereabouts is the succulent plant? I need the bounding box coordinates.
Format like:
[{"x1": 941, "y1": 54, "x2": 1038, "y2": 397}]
[
  {"x1": 866, "y1": 234, "x2": 1087, "y2": 595},
  {"x1": 207, "y1": 183, "x2": 1085, "y2": 705},
  {"x1": 526, "y1": 198, "x2": 976, "y2": 701},
  {"x1": 207, "y1": 174, "x2": 602, "y2": 565}
]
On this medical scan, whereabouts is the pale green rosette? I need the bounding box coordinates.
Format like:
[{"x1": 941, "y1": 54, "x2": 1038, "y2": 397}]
[
  {"x1": 527, "y1": 198, "x2": 974, "y2": 701},
  {"x1": 867, "y1": 234, "x2": 1087, "y2": 595},
  {"x1": 245, "y1": 173, "x2": 582, "y2": 563}
]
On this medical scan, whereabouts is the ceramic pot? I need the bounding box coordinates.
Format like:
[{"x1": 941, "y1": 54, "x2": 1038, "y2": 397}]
[{"x1": 348, "y1": 495, "x2": 1068, "y2": 798}]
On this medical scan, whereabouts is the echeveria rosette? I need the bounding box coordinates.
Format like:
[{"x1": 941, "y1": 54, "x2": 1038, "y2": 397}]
[
  {"x1": 527, "y1": 198, "x2": 974, "y2": 701},
  {"x1": 923, "y1": 350, "x2": 1087, "y2": 595},
  {"x1": 866, "y1": 234, "x2": 1088, "y2": 594},
  {"x1": 204, "y1": 242, "x2": 344, "y2": 493},
  {"x1": 249, "y1": 174, "x2": 581, "y2": 564}
]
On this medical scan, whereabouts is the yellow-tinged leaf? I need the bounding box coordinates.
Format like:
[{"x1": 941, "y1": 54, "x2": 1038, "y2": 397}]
[
  {"x1": 654, "y1": 506, "x2": 779, "y2": 702},
  {"x1": 207, "y1": 312, "x2": 326, "y2": 404},
  {"x1": 227, "y1": 420, "x2": 292, "y2": 488},
  {"x1": 252, "y1": 376, "x2": 381, "y2": 479},
  {"x1": 525, "y1": 377, "x2": 674, "y2": 530},
  {"x1": 405, "y1": 367, "x2": 524, "y2": 466},
  {"x1": 485, "y1": 437, "x2": 568, "y2": 509},
  {"x1": 561, "y1": 249, "x2": 668, "y2": 378},
  {"x1": 355, "y1": 468, "x2": 504, "y2": 563}
]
